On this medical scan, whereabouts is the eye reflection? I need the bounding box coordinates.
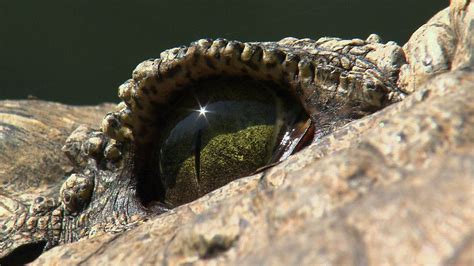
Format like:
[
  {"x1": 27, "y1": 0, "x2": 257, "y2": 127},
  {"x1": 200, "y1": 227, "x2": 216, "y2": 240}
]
[
  {"x1": 155, "y1": 78, "x2": 309, "y2": 207},
  {"x1": 197, "y1": 106, "x2": 209, "y2": 117}
]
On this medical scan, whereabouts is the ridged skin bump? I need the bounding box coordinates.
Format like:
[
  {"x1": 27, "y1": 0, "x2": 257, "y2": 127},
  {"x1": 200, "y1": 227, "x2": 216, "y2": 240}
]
[{"x1": 102, "y1": 36, "x2": 406, "y2": 145}]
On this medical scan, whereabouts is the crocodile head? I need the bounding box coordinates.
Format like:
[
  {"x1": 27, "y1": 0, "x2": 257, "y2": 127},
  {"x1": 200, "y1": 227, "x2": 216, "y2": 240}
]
[{"x1": 0, "y1": 35, "x2": 407, "y2": 263}]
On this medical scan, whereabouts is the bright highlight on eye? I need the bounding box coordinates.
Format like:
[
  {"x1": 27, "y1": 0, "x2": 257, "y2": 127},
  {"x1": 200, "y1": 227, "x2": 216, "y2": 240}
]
[{"x1": 197, "y1": 106, "x2": 208, "y2": 116}]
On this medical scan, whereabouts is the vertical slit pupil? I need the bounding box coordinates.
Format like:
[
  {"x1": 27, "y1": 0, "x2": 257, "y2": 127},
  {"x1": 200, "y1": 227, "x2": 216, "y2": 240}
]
[{"x1": 193, "y1": 128, "x2": 203, "y2": 184}]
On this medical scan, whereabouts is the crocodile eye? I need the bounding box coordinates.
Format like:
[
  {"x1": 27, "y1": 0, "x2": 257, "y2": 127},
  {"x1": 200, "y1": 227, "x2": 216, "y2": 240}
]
[
  {"x1": 155, "y1": 78, "x2": 310, "y2": 206},
  {"x1": 102, "y1": 39, "x2": 404, "y2": 209}
]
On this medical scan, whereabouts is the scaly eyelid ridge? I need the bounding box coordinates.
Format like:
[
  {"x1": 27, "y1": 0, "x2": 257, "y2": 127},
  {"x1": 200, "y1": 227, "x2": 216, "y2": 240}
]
[{"x1": 101, "y1": 37, "x2": 407, "y2": 148}]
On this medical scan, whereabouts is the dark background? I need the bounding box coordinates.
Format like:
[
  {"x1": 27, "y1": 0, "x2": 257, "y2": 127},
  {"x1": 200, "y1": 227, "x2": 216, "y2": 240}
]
[{"x1": 0, "y1": 0, "x2": 447, "y2": 105}]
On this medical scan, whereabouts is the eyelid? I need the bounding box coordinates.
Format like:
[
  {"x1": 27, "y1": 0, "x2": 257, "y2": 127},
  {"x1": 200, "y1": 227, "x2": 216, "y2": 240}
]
[{"x1": 102, "y1": 38, "x2": 406, "y2": 148}]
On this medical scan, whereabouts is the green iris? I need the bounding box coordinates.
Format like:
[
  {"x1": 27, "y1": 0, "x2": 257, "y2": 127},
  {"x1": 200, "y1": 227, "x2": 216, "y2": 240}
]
[{"x1": 156, "y1": 78, "x2": 300, "y2": 206}]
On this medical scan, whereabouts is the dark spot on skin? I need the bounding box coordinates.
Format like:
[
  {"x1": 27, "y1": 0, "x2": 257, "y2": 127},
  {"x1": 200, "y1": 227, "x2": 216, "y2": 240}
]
[
  {"x1": 329, "y1": 69, "x2": 340, "y2": 83},
  {"x1": 64, "y1": 194, "x2": 71, "y2": 203},
  {"x1": 279, "y1": 76, "x2": 287, "y2": 85},
  {"x1": 295, "y1": 83, "x2": 304, "y2": 96},
  {"x1": 339, "y1": 72, "x2": 349, "y2": 88},
  {"x1": 192, "y1": 53, "x2": 200, "y2": 66},
  {"x1": 139, "y1": 125, "x2": 148, "y2": 137},
  {"x1": 317, "y1": 56, "x2": 328, "y2": 65},
  {"x1": 149, "y1": 120, "x2": 162, "y2": 131},
  {"x1": 205, "y1": 58, "x2": 216, "y2": 70},
  {"x1": 149, "y1": 85, "x2": 157, "y2": 94},
  {"x1": 214, "y1": 52, "x2": 220, "y2": 60},
  {"x1": 138, "y1": 115, "x2": 149, "y2": 124},
  {"x1": 265, "y1": 62, "x2": 277, "y2": 69},
  {"x1": 273, "y1": 50, "x2": 286, "y2": 63},
  {"x1": 327, "y1": 55, "x2": 336, "y2": 64},
  {"x1": 139, "y1": 233, "x2": 151, "y2": 241},
  {"x1": 107, "y1": 115, "x2": 120, "y2": 129},
  {"x1": 60, "y1": 250, "x2": 73, "y2": 260},
  {"x1": 308, "y1": 62, "x2": 316, "y2": 83},
  {"x1": 199, "y1": 235, "x2": 236, "y2": 259},
  {"x1": 165, "y1": 65, "x2": 182, "y2": 78},
  {"x1": 148, "y1": 99, "x2": 159, "y2": 110},
  {"x1": 240, "y1": 68, "x2": 248, "y2": 74},
  {"x1": 245, "y1": 61, "x2": 259, "y2": 71},
  {"x1": 149, "y1": 100, "x2": 164, "y2": 109},
  {"x1": 332, "y1": 126, "x2": 350, "y2": 139},
  {"x1": 154, "y1": 75, "x2": 163, "y2": 83},
  {"x1": 142, "y1": 87, "x2": 150, "y2": 96},
  {"x1": 254, "y1": 47, "x2": 263, "y2": 62},
  {"x1": 133, "y1": 96, "x2": 144, "y2": 110},
  {"x1": 185, "y1": 70, "x2": 193, "y2": 80},
  {"x1": 124, "y1": 122, "x2": 134, "y2": 129}
]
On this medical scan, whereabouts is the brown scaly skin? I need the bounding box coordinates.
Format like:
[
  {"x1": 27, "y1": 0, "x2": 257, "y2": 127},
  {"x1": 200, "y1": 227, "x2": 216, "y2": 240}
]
[
  {"x1": 1, "y1": 34, "x2": 408, "y2": 260},
  {"x1": 1, "y1": 2, "x2": 473, "y2": 264}
]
